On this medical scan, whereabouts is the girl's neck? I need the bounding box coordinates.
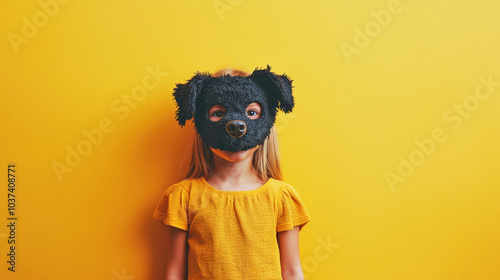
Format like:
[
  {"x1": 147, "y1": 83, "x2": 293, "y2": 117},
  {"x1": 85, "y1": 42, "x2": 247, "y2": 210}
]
[{"x1": 207, "y1": 152, "x2": 263, "y2": 189}]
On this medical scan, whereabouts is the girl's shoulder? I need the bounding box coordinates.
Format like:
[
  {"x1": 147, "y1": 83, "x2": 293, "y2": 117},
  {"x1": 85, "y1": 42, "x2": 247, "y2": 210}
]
[
  {"x1": 171, "y1": 177, "x2": 199, "y2": 192},
  {"x1": 268, "y1": 178, "x2": 305, "y2": 197},
  {"x1": 270, "y1": 178, "x2": 296, "y2": 190}
]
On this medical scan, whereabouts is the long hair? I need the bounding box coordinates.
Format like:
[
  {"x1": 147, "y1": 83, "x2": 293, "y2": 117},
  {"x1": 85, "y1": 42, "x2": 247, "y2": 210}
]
[{"x1": 179, "y1": 67, "x2": 283, "y2": 182}]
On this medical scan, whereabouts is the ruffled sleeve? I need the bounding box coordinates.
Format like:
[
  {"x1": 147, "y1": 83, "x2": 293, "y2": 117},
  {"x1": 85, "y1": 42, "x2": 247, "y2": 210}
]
[
  {"x1": 276, "y1": 184, "x2": 311, "y2": 232},
  {"x1": 153, "y1": 183, "x2": 189, "y2": 231}
]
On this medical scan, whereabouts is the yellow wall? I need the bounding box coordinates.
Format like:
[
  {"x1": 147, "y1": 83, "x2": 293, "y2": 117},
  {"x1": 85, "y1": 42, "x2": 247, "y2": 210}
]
[{"x1": 1, "y1": 0, "x2": 499, "y2": 279}]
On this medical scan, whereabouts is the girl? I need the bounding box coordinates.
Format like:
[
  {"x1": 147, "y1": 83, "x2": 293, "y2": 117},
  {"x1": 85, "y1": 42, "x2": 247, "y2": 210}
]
[{"x1": 153, "y1": 66, "x2": 311, "y2": 280}]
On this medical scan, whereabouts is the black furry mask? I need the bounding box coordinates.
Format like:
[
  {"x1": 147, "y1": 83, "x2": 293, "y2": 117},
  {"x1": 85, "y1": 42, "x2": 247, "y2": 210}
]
[{"x1": 172, "y1": 65, "x2": 294, "y2": 152}]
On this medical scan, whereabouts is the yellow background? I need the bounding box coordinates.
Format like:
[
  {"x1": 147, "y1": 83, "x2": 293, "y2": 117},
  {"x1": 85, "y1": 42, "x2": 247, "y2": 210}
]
[{"x1": 1, "y1": 0, "x2": 499, "y2": 279}]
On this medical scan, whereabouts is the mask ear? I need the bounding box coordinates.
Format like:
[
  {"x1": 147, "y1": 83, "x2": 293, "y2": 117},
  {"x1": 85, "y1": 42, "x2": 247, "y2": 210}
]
[
  {"x1": 172, "y1": 72, "x2": 211, "y2": 127},
  {"x1": 250, "y1": 65, "x2": 294, "y2": 113}
]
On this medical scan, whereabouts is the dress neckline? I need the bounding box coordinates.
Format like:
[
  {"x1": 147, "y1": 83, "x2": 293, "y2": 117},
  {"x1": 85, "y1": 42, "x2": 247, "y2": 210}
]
[{"x1": 200, "y1": 176, "x2": 273, "y2": 195}]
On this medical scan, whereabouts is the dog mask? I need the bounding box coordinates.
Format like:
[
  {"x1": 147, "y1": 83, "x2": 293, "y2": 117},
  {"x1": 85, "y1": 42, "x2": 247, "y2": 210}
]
[{"x1": 172, "y1": 65, "x2": 294, "y2": 152}]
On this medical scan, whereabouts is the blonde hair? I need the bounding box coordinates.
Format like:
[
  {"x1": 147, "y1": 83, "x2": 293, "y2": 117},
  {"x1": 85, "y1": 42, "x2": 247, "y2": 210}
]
[{"x1": 179, "y1": 67, "x2": 283, "y2": 182}]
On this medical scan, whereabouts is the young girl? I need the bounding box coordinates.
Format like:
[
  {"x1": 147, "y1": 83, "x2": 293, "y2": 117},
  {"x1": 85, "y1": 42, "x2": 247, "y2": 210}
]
[{"x1": 153, "y1": 66, "x2": 311, "y2": 280}]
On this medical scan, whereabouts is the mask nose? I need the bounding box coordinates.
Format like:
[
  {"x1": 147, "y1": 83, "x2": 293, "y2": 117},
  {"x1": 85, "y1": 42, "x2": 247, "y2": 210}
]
[{"x1": 225, "y1": 120, "x2": 247, "y2": 138}]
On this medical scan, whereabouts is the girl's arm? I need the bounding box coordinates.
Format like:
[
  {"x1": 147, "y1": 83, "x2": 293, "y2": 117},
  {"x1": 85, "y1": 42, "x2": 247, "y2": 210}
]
[
  {"x1": 277, "y1": 225, "x2": 305, "y2": 280},
  {"x1": 164, "y1": 225, "x2": 188, "y2": 280}
]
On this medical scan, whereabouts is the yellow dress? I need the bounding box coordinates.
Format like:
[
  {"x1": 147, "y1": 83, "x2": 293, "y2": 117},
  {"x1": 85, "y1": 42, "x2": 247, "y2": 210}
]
[{"x1": 153, "y1": 176, "x2": 311, "y2": 280}]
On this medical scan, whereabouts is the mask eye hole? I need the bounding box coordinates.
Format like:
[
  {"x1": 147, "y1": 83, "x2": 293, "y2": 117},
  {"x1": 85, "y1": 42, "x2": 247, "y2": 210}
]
[
  {"x1": 208, "y1": 105, "x2": 226, "y2": 122},
  {"x1": 246, "y1": 102, "x2": 261, "y2": 120}
]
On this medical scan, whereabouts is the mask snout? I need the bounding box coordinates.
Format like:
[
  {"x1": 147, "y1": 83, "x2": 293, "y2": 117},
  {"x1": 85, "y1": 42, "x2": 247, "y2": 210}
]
[{"x1": 225, "y1": 120, "x2": 247, "y2": 138}]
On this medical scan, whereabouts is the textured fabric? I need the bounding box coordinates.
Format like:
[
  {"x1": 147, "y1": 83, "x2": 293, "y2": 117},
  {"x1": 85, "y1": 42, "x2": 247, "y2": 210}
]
[{"x1": 153, "y1": 177, "x2": 311, "y2": 280}]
